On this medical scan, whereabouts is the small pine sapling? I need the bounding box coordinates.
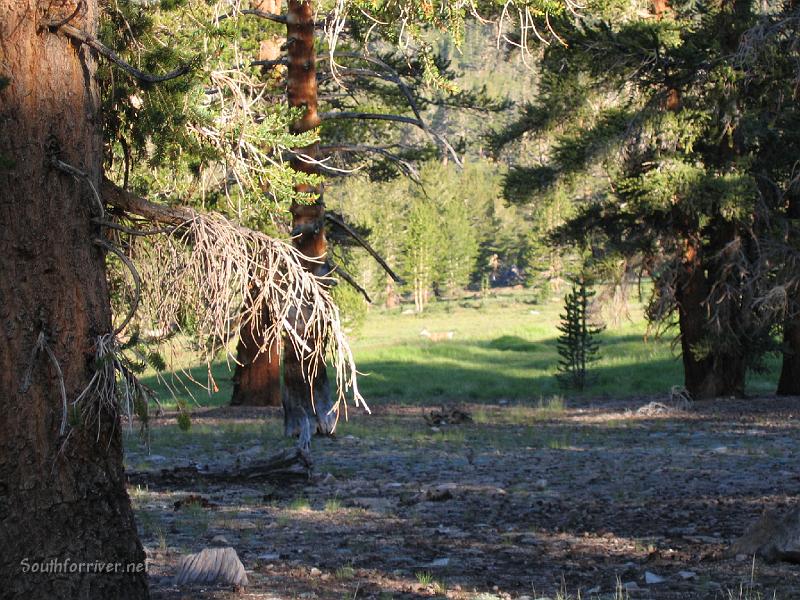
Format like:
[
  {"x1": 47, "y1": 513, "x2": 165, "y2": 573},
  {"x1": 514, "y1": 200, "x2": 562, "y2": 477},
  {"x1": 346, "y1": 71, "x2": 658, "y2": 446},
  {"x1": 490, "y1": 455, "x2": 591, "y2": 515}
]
[{"x1": 556, "y1": 279, "x2": 603, "y2": 390}]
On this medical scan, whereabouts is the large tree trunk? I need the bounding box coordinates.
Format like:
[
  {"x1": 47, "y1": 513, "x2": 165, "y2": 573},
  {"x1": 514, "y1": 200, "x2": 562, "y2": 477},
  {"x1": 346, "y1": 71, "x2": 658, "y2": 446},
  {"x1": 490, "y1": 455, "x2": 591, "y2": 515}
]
[
  {"x1": 231, "y1": 305, "x2": 282, "y2": 406},
  {"x1": 230, "y1": 0, "x2": 285, "y2": 408},
  {"x1": 0, "y1": 2, "x2": 147, "y2": 598},
  {"x1": 282, "y1": 0, "x2": 337, "y2": 441},
  {"x1": 778, "y1": 192, "x2": 800, "y2": 395},
  {"x1": 676, "y1": 236, "x2": 746, "y2": 399}
]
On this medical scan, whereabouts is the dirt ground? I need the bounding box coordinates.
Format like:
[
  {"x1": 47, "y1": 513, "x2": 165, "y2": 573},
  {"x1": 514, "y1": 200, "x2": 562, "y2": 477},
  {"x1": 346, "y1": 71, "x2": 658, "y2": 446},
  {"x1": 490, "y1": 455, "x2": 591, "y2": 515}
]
[{"x1": 128, "y1": 395, "x2": 800, "y2": 600}]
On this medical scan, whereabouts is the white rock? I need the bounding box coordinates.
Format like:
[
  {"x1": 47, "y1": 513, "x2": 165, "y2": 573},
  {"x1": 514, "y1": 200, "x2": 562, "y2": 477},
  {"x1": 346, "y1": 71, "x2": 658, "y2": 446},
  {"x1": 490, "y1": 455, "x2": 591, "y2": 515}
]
[
  {"x1": 427, "y1": 557, "x2": 450, "y2": 567},
  {"x1": 645, "y1": 571, "x2": 665, "y2": 585},
  {"x1": 622, "y1": 581, "x2": 640, "y2": 591}
]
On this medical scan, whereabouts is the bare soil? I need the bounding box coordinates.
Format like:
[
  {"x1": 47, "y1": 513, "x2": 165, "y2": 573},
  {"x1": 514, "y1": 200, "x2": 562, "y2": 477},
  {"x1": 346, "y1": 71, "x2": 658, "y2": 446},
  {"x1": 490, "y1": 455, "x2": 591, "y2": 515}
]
[{"x1": 130, "y1": 396, "x2": 800, "y2": 600}]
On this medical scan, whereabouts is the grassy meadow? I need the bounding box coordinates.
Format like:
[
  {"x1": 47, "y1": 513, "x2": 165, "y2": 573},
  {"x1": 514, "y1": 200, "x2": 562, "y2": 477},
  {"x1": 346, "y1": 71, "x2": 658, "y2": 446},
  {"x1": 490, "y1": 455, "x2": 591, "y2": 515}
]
[{"x1": 142, "y1": 288, "x2": 782, "y2": 413}]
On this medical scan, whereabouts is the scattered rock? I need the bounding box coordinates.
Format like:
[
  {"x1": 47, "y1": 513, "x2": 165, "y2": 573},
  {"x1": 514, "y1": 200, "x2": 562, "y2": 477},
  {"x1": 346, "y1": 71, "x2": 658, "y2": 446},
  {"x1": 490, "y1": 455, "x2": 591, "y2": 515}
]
[
  {"x1": 622, "y1": 581, "x2": 640, "y2": 592},
  {"x1": 174, "y1": 546, "x2": 247, "y2": 587},
  {"x1": 309, "y1": 567, "x2": 322, "y2": 577},
  {"x1": 678, "y1": 570, "x2": 697, "y2": 579},
  {"x1": 426, "y1": 557, "x2": 450, "y2": 568},
  {"x1": 210, "y1": 535, "x2": 230, "y2": 546},
  {"x1": 257, "y1": 552, "x2": 280, "y2": 561},
  {"x1": 644, "y1": 571, "x2": 665, "y2": 585}
]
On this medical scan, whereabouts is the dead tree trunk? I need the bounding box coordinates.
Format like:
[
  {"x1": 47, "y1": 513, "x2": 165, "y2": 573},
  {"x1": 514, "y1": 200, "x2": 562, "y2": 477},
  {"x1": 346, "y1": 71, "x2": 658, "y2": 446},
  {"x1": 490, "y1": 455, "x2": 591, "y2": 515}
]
[
  {"x1": 230, "y1": 0, "x2": 284, "y2": 408},
  {"x1": 0, "y1": 2, "x2": 147, "y2": 598},
  {"x1": 281, "y1": 0, "x2": 337, "y2": 440}
]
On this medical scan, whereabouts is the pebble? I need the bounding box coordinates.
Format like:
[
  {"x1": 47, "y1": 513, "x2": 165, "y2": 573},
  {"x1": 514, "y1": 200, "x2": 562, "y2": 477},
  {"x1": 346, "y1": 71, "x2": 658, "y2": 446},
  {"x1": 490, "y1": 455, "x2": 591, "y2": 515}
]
[{"x1": 309, "y1": 567, "x2": 322, "y2": 576}]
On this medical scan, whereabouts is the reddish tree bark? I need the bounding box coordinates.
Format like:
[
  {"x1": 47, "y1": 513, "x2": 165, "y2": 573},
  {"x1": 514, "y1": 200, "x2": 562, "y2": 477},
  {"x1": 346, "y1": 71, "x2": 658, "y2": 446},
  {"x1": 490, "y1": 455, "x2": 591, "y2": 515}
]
[
  {"x1": 282, "y1": 0, "x2": 337, "y2": 438},
  {"x1": 231, "y1": 305, "x2": 282, "y2": 406},
  {"x1": 0, "y1": 2, "x2": 147, "y2": 598}
]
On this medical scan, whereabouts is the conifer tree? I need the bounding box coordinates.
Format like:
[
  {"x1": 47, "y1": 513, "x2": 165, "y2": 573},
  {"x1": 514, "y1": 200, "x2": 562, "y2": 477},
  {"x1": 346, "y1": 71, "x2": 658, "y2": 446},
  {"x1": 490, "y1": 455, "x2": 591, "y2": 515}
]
[
  {"x1": 494, "y1": 0, "x2": 800, "y2": 398},
  {"x1": 556, "y1": 280, "x2": 603, "y2": 390}
]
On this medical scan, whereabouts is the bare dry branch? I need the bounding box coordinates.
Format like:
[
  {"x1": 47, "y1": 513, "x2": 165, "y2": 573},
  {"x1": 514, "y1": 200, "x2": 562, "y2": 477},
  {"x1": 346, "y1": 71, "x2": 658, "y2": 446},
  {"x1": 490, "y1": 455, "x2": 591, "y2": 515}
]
[
  {"x1": 328, "y1": 261, "x2": 372, "y2": 303},
  {"x1": 325, "y1": 212, "x2": 403, "y2": 283},
  {"x1": 101, "y1": 179, "x2": 368, "y2": 417},
  {"x1": 47, "y1": 22, "x2": 191, "y2": 84}
]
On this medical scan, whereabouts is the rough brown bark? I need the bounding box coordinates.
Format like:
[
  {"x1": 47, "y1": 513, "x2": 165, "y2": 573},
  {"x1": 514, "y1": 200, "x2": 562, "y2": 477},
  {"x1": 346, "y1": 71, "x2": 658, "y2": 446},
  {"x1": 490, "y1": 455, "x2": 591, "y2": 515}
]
[
  {"x1": 676, "y1": 236, "x2": 746, "y2": 399},
  {"x1": 231, "y1": 305, "x2": 282, "y2": 407},
  {"x1": 0, "y1": 2, "x2": 147, "y2": 598},
  {"x1": 281, "y1": 0, "x2": 337, "y2": 440}
]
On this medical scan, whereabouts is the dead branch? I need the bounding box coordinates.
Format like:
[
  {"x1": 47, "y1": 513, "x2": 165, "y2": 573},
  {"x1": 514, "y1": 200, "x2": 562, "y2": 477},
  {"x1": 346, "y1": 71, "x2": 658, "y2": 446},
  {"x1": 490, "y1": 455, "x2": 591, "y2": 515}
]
[
  {"x1": 101, "y1": 179, "x2": 368, "y2": 417},
  {"x1": 50, "y1": 158, "x2": 104, "y2": 217},
  {"x1": 46, "y1": 22, "x2": 190, "y2": 84},
  {"x1": 19, "y1": 331, "x2": 68, "y2": 434},
  {"x1": 325, "y1": 212, "x2": 403, "y2": 283},
  {"x1": 127, "y1": 447, "x2": 312, "y2": 486},
  {"x1": 320, "y1": 111, "x2": 461, "y2": 165},
  {"x1": 329, "y1": 261, "x2": 372, "y2": 303},
  {"x1": 94, "y1": 238, "x2": 141, "y2": 335},
  {"x1": 319, "y1": 144, "x2": 421, "y2": 182},
  {"x1": 250, "y1": 58, "x2": 288, "y2": 69},
  {"x1": 321, "y1": 111, "x2": 422, "y2": 126}
]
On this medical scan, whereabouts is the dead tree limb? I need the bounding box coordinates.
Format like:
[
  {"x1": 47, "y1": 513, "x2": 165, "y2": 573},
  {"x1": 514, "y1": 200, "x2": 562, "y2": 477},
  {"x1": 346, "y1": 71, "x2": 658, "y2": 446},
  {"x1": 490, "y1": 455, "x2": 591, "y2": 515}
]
[
  {"x1": 46, "y1": 22, "x2": 190, "y2": 84},
  {"x1": 126, "y1": 447, "x2": 312, "y2": 486},
  {"x1": 325, "y1": 213, "x2": 403, "y2": 283},
  {"x1": 329, "y1": 261, "x2": 372, "y2": 303}
]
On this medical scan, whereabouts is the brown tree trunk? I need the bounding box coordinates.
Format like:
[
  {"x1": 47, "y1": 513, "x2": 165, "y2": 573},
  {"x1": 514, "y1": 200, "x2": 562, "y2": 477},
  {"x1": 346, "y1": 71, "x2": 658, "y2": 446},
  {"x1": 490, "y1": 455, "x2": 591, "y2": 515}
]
[
  {"x1": 282, "y1": 0, "x2": 336, "y2": 441},
  {"x1": 231, "y1": 306, "x2": 282, "y2": 406},
  {"x1": 230, "y1": 0, "x2": 284, "y2": 408},
  {"x1": 676, "y1": 236, "x2": 746, "y2": 399},
  {"x1": 0, "y1": 2, "x2": 147, "y2": 598},
  {"x1": 778, "y1": 193, "x2": 800, "y2": 395}
]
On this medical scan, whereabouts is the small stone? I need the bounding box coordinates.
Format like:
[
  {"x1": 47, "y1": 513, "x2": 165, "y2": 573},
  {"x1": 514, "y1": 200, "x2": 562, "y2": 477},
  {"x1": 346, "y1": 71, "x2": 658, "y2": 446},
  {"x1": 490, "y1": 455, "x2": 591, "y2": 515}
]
[
  {"x1": 623, "y1": 581, "x2": 640, "y2": 591},
  {"x1": 240, "y1": 445, "x2": 263, "y2": 457},
  {"x1": 736, "y1": 553, "x2": 748, "y2": 562},
  {"x1": 427, "y1": 557, "x2": 449, "y2": 567},
  {"x1": 645, "y1": 571, "x2": 665, "y2": 585},
  {"x1": 678, "y1": 570, "x2": 697, "y2": 579},
  {"x1": 310, "y1": 567, "x2": 322, "y2": 577},
  {"x1": 210, "y1": 535, "x2": 230, "y2": 546},
  {"x1": 257, "y1": 552, "x2": 280, "y2": 561},
  {"x1": 535, "y1": 479, "x2": 547, "y2": 490},
  {"x1": 586, "y1": 587, "x2": 601, "y2": 594}
]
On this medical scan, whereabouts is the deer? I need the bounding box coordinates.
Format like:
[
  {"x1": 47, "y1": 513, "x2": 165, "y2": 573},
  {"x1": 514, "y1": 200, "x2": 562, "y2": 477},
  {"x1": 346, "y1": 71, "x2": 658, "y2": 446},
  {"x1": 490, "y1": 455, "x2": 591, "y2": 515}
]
[{"x1": 420, "y1": 329, "x2": 455, "y2": 342}]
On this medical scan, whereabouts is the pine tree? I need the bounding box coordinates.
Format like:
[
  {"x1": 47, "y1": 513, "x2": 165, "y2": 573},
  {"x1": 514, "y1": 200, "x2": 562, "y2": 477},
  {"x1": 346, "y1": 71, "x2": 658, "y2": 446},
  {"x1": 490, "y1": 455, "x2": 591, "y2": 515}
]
[
  {"x1": 494, "y1": 0, "x2": 800, "y2": 398},
  {"x1": 556, "y1": 280, "x2": 603, "y2": 391}
]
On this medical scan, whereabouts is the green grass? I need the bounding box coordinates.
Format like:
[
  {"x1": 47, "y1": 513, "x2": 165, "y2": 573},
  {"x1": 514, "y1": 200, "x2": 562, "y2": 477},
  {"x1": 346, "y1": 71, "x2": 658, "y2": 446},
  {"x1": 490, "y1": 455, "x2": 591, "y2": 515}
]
[{"x1": 139, "y1": 289, "x2": 782, "y2": 411}]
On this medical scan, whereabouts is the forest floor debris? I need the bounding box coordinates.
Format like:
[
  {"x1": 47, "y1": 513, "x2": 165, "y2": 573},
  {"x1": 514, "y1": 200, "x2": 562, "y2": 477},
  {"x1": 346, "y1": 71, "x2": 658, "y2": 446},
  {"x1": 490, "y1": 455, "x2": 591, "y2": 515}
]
[{"x1": 126, "y1": 395, "x2": 800, "y2": 599}]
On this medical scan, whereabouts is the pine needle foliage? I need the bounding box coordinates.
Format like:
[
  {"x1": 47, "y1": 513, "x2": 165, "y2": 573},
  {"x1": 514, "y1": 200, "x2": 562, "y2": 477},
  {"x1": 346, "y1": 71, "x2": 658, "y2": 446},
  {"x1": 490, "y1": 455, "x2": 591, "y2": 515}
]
[{"x1": 556, "y1": 279, "x2": 603, "y2": 391}]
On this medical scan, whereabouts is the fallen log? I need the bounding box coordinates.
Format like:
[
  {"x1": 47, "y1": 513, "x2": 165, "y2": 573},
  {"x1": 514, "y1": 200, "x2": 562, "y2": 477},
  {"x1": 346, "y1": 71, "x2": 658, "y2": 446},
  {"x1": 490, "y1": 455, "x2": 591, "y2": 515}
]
[{"x1": 127, "y1": 447, "x2": 312, "y2": 486}]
